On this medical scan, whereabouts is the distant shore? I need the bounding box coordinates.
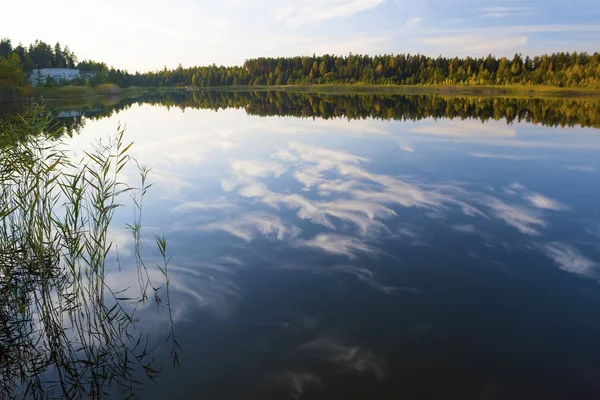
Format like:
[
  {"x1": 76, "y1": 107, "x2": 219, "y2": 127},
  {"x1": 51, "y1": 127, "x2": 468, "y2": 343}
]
[
  {"x1": 198, "y1": 84, "x2": 600, "y2": 99},
  {"x1": 3, "y1": 83, "x2": 600, "y2": 104}
]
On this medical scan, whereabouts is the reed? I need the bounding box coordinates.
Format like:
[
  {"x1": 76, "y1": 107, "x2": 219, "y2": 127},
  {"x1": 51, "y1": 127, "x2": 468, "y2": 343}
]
[{"x1": 0, "y1": 103, "x2": 177, "y2": 399}]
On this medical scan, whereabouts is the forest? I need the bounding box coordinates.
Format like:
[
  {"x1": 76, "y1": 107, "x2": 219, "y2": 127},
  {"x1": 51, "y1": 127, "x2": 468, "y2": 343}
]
[{"x1": 1, "y1": 38, "x2": 600, "y2": 89}]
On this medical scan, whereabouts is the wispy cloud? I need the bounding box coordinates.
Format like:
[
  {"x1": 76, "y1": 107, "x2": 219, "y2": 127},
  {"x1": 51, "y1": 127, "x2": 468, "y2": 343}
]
[
  {"x1": 410, "y1": 120, "x2": 516, "y2": 139},
  {"x1": 398, "y1": 142, "x2": 415, "y2": 153},
  {"x1": 231, "y1": 160, "x2": 287, "y2": 178},
  {"x1": 295, "y1": 233, "x2": 378, "y2": 259},
  {"x1": 481, "y1": 197, "x2": 546, "y2": 235},
  {"x1": 226, "y1": 142, "x2": 488, "y2": 244},
  {"x1": 107, "y1": 227, "x2": 135, "y2": 258},
  {"x1": 273, "y1": 263, "x2": 396, "y2": 294},
  {"x1": 416, "y1": 34, "x2": 528, "y2": 54},
  {"x1": 105, "y1": 256, "x2": 244, "y2": 320},
  {"x1": 479, "y1": 6, "x2": 533, "y2": 18},
  {"x1": 222, "y1": 159, "x2": 287, "y2": 191},
  {"x1": 452, "y1": 224, "x2": 477, "y2": 234},
  {"x1": 540, "y1": 242, "x2": 598, "y2": 278},
  {"x1": 273, "y1": 0, "x2": 385, "y2": 27},
  {"x1": 404, "y1": 16, "x2": 423, "y2": 27},
  {"x1": 524, "y1": 193, "x2": 569, "y2": 211},
  {"x1": 300, "y1": 335, "x2": 386, "y2": 379},
  {"x1": 470, "y1": 153, "x2": 538, "y2": 161},
  {"x1": 197, "y1": 212, "x2": 301, "y2": 242},
  {"x1": 333, "y1": 265, "x2": 396, "y2": 294},
  {"x1": 289, "y1": 141, "x2": 368, "y2": 166},
  {"x1": 149, "y1": 169, "x2": 193, "y2": 195},
  {"x1": 270, "y1": 372, "x2": 323, "y2": 399},
  {"x1": 566, "y1": 165, "x2": 595, "y2": 172},
  {"x1": 171, "y1": 200, "x2": 235, "y2": 213},
  {"x1": 272, "y1": 147, "x2": 299, "y2": 162},
  {"x1": 506, "y1": 183, "x2": 569, "y2": 211}
]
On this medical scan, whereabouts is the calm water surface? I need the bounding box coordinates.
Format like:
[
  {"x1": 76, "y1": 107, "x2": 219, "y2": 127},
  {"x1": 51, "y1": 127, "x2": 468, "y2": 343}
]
[{"x1": 63, "y1": 94, "x2": 600, "y2": 399}]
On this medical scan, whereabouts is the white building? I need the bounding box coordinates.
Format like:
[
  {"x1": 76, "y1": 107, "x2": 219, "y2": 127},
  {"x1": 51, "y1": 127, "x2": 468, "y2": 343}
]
[{"x1": 30, "y1": 68, "x2": 81, "y2": 86}]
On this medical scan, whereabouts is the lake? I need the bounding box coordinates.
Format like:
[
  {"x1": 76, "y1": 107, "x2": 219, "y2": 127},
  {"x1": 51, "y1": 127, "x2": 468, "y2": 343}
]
[{"x1": 15, "y1": 92, "x2": 600, "y2": 398}]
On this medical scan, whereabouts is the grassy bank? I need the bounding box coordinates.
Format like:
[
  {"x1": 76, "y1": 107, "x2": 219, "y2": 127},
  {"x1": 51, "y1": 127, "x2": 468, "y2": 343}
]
[
  {"x1": 198, "y1": 84, "x2": 600, "y2": 99},
  {"x1": 8, "y1": 83, "x2": 599, "y2": 104},
  {"x1": 32, "y1": 85, "x2": 178, "y2": 100}
]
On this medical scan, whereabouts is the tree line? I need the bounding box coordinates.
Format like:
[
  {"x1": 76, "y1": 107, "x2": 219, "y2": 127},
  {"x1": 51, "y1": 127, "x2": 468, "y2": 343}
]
[
  {"x1": 0, "y1": 39, "x2": 110, "y2": 86},
  {"x1": 106, "y1": 52, "x2": 600, "y2": 89},
  {"x1": 1, "y1": 38, "x2": 600, "y2": 89},
  {"x1": 0, "y1": 39, "x2": 79, "y2": 85}
]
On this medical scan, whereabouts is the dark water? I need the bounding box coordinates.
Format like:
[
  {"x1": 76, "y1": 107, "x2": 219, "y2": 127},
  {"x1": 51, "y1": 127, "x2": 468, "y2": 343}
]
[{"x1": 61, "y1": 93, "x2": 600, "y2": 399}]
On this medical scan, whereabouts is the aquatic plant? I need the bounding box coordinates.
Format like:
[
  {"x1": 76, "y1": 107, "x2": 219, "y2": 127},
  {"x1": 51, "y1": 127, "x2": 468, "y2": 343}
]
[{"x1": 0, "y1": 104, "x2": 178, "y2": 399}]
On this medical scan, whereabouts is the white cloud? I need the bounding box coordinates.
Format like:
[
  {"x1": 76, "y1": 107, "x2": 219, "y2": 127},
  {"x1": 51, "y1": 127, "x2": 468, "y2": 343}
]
[
  {"x1": 470, "y1": 153, "x2": 538, "y2": 161},
  {"x1": 271, "y1": 372, "x2": 323, "y2": 399},
  {"x1": 228, "y1": 143, "x2": 487, "y2": 240},
  {"x1": 481, "y1": 197, "x2": 546, "y2": 235},
  {"x1": 398, "y1": 142, "x2": 415, "y2": 153},
  {"x1": 171, "y1": 200, "x2": 235, "y2": 213},
  {"x1": 222, "y1": 159, "x2": 287, "y2": 192},
  {"x1": 273, "y1": 0, "x2": 385, "y2": 27},
  {"x1": 404, "y1": 16, "x2": 423, "y2": 27},
  {"x1": 295, "y1": 233, "x2": 378, "y2": 259},
  {"x1": 480, "y1": 6, "x2": 533, "y2": 12},
  {"x1": 566, "y1": 165, "x2": 595, "y2": 172},
  {"x1": 197, "y1": 212, "x2": 301, "y2": 242},
  {"x1": 272, "y1": 148, "x2": 299, "y2": 162},
  {"x1": 479, "y1": 6, "x2": 533, "y2": 18},
  {"x1": 105, "y1": 256, "x2": 244, "y2": 320},
  {"x1": 150, "y1": 169, "x2": 193, "y2": 195},
  {"x1": 231, "y1": 160, "x2": 287, "y2": 178},
  {"x1": 416, "y1": 34, "x2": 528, "y2": 54},
  {"x1": 334, "y1": 265, "x2": 396, "y2": 294},
  {"x1": 452, "y1": 224, "x2": 477, "y2": 234},
  {"x1": 410, "y1": 120, "x2": 516, "y2": 139},
  {"x1": 541, "y1": 242, "x2": 598, "y2": 278},
  {"x1": 300, "y1": 335, "x2": 386, "y2": 379},
  {"x1": 505, "y1": 183, "x2": 569, "y2": 211},
  {"x1": 289, "y1": 141, "x2": 368, "y2": 166},
  {"x1": 107, "y1": 227, "x2": 135, "y2": 258},
  {"x1": 524, "y1": 193, "x2": 569, "y2": 211}
]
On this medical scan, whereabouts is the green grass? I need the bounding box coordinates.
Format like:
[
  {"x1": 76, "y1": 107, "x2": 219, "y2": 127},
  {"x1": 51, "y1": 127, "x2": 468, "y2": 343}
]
[
  {"x1": 197, "y1": 83, "x2": 600, "y2": 99},
  {"x1": 32, "y1": 85, "x2": 178, "y2": 100},
  {"x1": 23, "y1": 83, "x2": 600, "y2": 102}
]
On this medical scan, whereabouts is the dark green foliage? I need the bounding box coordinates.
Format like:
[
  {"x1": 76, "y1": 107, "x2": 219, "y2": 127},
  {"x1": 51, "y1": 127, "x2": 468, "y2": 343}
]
[
  {"x1": 118, "y1": 52, "x2": 600, "y2": 89},
  {"x1": 0, "y1": 39, "x2": 78, "y2": 71},
  {"x1": 2, "y1": 37, "x2": 599, "y2": 90}
]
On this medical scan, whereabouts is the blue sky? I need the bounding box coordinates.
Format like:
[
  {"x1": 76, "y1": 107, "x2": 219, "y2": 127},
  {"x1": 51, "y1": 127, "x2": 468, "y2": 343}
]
[{"x1": 4, "y1": 0, "x2": 600, "y2": 72}]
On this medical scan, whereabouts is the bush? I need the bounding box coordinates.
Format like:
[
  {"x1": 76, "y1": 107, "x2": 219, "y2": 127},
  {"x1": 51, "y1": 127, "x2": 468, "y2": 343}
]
[{"x1": 97, "y1": 83, "x2": 121, "y2": 95}]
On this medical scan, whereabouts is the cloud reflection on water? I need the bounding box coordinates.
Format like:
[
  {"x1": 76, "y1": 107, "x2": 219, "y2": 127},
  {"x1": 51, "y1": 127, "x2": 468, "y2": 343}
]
[
  {"x1": 198, "y1": 212, "x2": 301, "y2": 242},
  {"x1": 540, "y1": 242, "x2": 598, "y2": 278},
  {"x1": 199, "y1": 139, "x2": 587, "y2": 285},
  {"x1": 299, "y1": 335, "x2": 387, "y2": 379}
]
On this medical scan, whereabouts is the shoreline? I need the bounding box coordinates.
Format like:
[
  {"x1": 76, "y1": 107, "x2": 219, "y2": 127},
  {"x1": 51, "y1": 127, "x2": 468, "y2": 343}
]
[
  {"x1": 2, "y1": 83, "x2": 600, "y2": 104},
  {"x1": 198, "y1": 84, "x2": 600, "y2": 99},
  {"x1": 0, "y1": 85, "x2": 181, "y2": 104}
]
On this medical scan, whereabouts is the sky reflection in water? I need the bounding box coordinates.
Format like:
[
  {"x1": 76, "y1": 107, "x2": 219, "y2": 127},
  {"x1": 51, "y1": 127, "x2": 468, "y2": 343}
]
[{"x1": 68, "y1": 102, "x2": 600, "y2": 399}]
